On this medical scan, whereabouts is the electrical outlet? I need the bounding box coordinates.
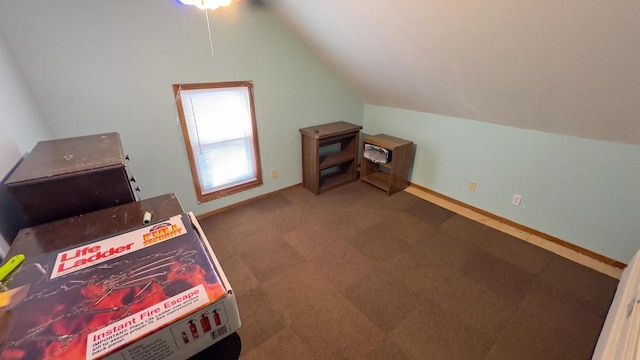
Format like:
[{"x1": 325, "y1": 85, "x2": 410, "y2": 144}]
[
  {"x1": 469, "y1": 181, "x2": 477, "y2": 192},
  {"x1": 511, "y1": 194, "x2": 522, "y2": 206},
  {"x1": 271, "y1": 169, "x2": 278, "y2": 178}
]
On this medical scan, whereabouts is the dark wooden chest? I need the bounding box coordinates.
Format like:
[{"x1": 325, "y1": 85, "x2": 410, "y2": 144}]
[{"x1": 4, "y1": 132, "x2": 136, "y2": 226}]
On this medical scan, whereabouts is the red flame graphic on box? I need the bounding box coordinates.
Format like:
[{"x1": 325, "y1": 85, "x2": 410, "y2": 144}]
[{"x1": 0, "y1": 228, "x2": 226, "y2": 360}]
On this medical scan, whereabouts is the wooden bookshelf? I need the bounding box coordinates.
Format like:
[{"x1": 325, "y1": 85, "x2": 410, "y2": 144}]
[
  {"x1": 300, "y1": 121, "x2": 362, "y2": 195},
  {"x1": 361, "y1": 134, "x2": 413, "y2": 195}
]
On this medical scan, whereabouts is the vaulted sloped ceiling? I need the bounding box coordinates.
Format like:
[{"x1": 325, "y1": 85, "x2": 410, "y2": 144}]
[{"x1": 265, "y1": 0, "x2": 640, "y2": 144}]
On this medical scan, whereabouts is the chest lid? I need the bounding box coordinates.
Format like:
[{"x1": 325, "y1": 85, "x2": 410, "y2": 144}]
[{"x1": 6, "y1": 132, "x2": 125, "y2": 184}]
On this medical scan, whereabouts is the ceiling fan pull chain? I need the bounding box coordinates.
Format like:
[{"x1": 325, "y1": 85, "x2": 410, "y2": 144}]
[{"x1": 205, "y1": 8, "x2": 215, "y2": 58}]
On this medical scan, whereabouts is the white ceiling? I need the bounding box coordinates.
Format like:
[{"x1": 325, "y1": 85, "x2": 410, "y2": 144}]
[{"x1": 264, "y1": 0, "x2": 640, "y2": 144}]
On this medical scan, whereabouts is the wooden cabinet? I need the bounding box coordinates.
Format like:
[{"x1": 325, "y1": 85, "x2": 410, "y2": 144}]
[
  {"x1": 4, "y1": 132, "x2": 137, "y2": 226},
  {"x1": 6, "y1": 194, "x2": 182, "y2": 258},
  {"x1": 361, "y1": 134, "x2": 413, "y2": 195},
  {"x1": 299, "y1": 121, "x2": 362, "y2": 195}
]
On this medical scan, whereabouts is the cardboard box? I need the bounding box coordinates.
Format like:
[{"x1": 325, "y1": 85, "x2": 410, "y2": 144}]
[{"x1": 0, "y1": 213, "x2": 240, "y2": 360}]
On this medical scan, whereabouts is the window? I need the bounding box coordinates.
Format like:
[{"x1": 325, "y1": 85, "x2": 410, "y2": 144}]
[{"x1": 173, "y1": 81, "x2": 262, "y2": 202}]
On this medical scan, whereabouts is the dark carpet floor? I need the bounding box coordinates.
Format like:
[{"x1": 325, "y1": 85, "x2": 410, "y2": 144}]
[{"x1": 198, "y1": 181, "x2": 618, "y2": 360}]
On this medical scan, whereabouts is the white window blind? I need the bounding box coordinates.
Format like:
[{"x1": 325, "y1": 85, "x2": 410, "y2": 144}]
[{"x1": 178, "y1": 85, "x2": 258, "y2": 195}]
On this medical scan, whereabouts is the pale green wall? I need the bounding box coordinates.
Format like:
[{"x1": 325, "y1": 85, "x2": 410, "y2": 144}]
[
  {"x1": 3, "y1": 1, "x2": 636, "y2": 264},
  {"x1": 0, "y1": 1, "x2": 363, "y2": 215},
  {"x1": 364, "y1": 104, "x2": 640, "y2": 263},
  {"x1": 0, "y1": 29, "x2": 51, "y2": 257}
]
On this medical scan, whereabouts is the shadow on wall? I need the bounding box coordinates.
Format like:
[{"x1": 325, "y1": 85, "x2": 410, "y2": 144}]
[
  {"x1": 359, "y1": 131, "x2": 371, "y2": 163},
  {"x1": 407, "y1": 143, "x2": 418, "y2": 181},
  {"x1": 0, "y1": 160, "x2": 26, "y2": 248}
]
